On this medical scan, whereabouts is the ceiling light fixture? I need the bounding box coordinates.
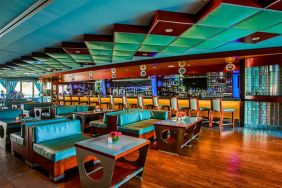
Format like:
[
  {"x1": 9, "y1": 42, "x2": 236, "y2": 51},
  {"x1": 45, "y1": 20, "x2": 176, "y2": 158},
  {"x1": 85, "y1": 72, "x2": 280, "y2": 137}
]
[
  {"x1": 168, "y1": 65, "x2": 175, "y2": 68},
  {"x1": 165, "y1": 28, "x2": 173, "y2": 33},
  {"x1": 143, "y1": 53, "x2": 148, "y2": 56},
  {"x1": 74, "y1": 50, "x2": 81, "y2": 54},
  {"x1": 252, "y1": 37, "x2": 260, "y2": 41}
]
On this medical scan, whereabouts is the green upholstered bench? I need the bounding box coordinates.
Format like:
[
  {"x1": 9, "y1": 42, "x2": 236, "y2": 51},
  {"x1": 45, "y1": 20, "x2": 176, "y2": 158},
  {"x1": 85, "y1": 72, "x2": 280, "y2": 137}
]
[
  {"x1": 31, "y1": 119, "x2": 92, "y2": 181},
  {"x1": 116, "y1": 110, "x2": 169, "y2": 139},
  {"x1": 10, "y1": 117, "x2": 67, "y2": 160}
]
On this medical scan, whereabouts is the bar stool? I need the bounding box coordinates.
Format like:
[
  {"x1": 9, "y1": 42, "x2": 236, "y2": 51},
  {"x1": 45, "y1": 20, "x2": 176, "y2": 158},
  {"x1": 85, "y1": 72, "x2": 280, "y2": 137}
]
[
  {"x1": 189, "y1": 98, "x2": 210, "y2": 122},
  {"x1": 170, "y1": 97, "x2": 178, "y2": 116},
  {"x1": 109, "y1": 95, "x2": 114, "y2": 110},
  {"x1": 122, "y1": 96, "x2": 128, "y2": 110},
  {"x1": 210, "y1": 98, "x2": 235, "y2": 128},
  {"x1": 178, "y1": 98, "x2": 190, "y2": 116},
  {"x1": 143, "y1": 97, "x2": 154, "y2": 109},
  {"x1": 100, "y1": 96, "x2": 111, "y2": 109},
  {"x1": 113, "y1": 97, "x2": 123, "y2": 110}
]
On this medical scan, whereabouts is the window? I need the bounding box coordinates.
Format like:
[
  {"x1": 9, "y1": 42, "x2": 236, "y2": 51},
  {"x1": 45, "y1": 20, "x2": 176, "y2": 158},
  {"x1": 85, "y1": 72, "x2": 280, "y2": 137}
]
[
  {"x1": 34, "y1": 82, "x2": 41, "y2": 97},
  {"x1": 15, "y1": 82, "x2": 21, "y2": 92},
  {"x1": 22, "y1": 81, "x2": 33, "y2": 98}
]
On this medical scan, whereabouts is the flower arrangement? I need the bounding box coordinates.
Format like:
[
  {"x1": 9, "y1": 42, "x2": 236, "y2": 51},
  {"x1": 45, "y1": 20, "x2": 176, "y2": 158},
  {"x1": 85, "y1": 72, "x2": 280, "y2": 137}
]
[
  {"x1": 95, "y1": 105, "x2": 102, "y2": 111},
  {"x1": 176, "y1": 111, "x2": 187, "y2": 121},
  {"x1": 110, "y1": 131, "x2": 122, "y2": 142}
]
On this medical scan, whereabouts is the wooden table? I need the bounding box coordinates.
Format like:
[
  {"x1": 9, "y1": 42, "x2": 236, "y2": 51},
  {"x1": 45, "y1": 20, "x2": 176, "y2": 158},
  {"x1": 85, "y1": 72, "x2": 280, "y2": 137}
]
[
  {"x1": 154, "y1": 117, "x2": 203, "y2": 155},
  {"x1": 73, "y1": 110, "x2": 115, "y2": 131},
  {"x1": 75, "y1": 135, "x2": 149, "y2": 188},
  {"x1": 34, "y1": 106, "x2": 51, "y2": 119}
]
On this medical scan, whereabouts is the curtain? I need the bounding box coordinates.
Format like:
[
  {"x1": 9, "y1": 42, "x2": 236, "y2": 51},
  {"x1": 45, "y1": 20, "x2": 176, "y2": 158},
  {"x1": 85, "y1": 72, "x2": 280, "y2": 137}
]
[
  {"x1": 6, "y1": 80, "x2": 18, "y2": 98},
  {"x1": 35, "y1": 82, "x2": 42, "y2": 94},
  {"x1": 0, "y1": 80, "x2": 6, "y2": 89}
]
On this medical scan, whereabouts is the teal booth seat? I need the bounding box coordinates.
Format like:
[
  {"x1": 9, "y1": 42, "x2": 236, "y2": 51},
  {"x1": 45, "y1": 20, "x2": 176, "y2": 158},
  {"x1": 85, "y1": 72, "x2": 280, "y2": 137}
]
[
  {"x1": 0, "y1": 109, "x2": 23, "y2": 120},
  {"x1": 54, "y1": 105, "x2": 93, "y2": 119},
  {"x1": 32, "y1": 119, "x2": 89, "y2": 161},
  {"x1": 117, "y1": 110, "x2": 169, "y2": 137},
  {"x1": 10, "y1": 117, "x2": 67, "y2": 146}
]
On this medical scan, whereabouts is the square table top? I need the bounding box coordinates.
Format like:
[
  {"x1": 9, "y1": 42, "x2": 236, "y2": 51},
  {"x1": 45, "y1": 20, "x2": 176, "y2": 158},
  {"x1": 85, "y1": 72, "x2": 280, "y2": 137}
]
[
  {"x1": 74, "y1": 109, "x2": 116, "y2": 116},
  {"x1": 75, "y1": 134, "x2": 149, "y2": 159},
  {"x1": 154, "y1": 117, "x2": 203, "y2": 128}
]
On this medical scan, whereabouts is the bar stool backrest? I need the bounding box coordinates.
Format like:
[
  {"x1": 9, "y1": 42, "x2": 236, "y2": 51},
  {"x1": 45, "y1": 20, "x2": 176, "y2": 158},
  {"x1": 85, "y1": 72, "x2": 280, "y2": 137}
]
[
  {"x1": 170, "y1": 97, "x2": 178, "y2": 110},
  {"x1": 98, "y1": 95, "x2": 101, "y2": 104},
  {"x1": 153, "y1": 96, "x2": 159, "y2": 107},
  {"x1": 211, "y1": 98, "x2": 222, "y2": 112},
  {"x1": 137, "y1": 96, "x2": 144, "y2": 109},
  {"x1": 122, "y1": 96, "x2": 127, "y2": 106},
  {"x1": 109, "y1": 95, "x2": 114, "y2": 106},
  {"x1": 189, "y1": 98, "x2": 199, "y2": 111}
]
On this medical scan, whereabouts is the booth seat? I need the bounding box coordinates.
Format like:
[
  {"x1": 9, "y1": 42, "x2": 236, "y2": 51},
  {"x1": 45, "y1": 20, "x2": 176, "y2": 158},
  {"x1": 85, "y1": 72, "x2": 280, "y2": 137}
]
[
  {"x1": 117, "y1": 110, "x2": 169, "y2": 139},
  {"x1": 10, "y1": 118, "x2": 67, "y2": 160},
  {"x1": 31, "y1": 119, "x2": 92, "y2": 181},
  {"x1": 54, "y1": 105, "x2": 94, "y2": 119},
  {"x1": 21, "y1": 102, "x2": 53, "y2": 117},
  {"x1": 3, "y1": 99, "x2": 28, "y2": 109}
]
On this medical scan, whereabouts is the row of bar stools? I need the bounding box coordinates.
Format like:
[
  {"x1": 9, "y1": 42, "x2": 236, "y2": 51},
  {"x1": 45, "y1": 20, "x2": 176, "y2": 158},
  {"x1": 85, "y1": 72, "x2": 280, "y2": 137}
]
[{"x1": 189, "y1": 98, "x2": 210, "y2": 122}]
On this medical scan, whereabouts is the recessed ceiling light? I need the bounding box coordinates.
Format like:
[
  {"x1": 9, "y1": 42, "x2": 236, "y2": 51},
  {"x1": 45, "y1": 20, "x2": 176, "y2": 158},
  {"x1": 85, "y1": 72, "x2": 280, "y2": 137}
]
[
  {"x1": 75, "y1": 50, "x2": 81, "y2": 53},
  {"x1": 152, "y1": 66, "x2": 156, "y2": 69},
  {"x1": 168, "y1": 65, "x2": 175, "y2": 68},
  {"x1": 252, "y1": 37, "x2": 260, "y2": 41},
  {"x1": 143, "y1": 53, "x2": 148, "y2": 56},
  {"x1": 165, "y1": 28, "x2": 173, "y2": 33}
]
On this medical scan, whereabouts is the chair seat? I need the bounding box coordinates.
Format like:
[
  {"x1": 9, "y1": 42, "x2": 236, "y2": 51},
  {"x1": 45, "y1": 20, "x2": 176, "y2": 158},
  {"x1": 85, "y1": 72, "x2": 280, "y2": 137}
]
[
  {"x1": 10, "y1": 132, "x2": 24, "y2": 146},
  {"x1": 223, "y1": 108, "x2": 235, "y2": 112},
  {"x1": 118, "y1": 119, "x2": 159, "y2": 135},
  {"x1": 33, "y1": 134, "x2": 89, "y2": 162},
  {"x1": 89, "y1": 119, "x2": 107, "y2": 128},
  {"x1": 200, "y1": 107, "x2": 210, "y2": 111}
]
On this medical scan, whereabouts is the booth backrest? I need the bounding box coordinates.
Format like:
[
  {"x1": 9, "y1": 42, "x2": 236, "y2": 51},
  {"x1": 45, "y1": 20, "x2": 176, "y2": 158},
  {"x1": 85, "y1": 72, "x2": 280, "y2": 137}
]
[
  {"x1": 150, "y1": 110, "x2": 169, "y2": 120},
  {"x1": 0, "y1": 109, "x2": 23, "y2": 119},
  {"x1": 76, "y1": 105, "x2": 90, "y2": 112},
  {"x1": 33, "y1": 119, "x2": 81, "y2": 143},
  {"x1": 118, "y1": 111, "x2": 141, "y2": 127},
  {"x1": 21, "y1": 117, "x2": 67, "y2": 137},
  {"x1": 21, "y1": 102, "x2": 53, "y2": 110},
  {"x1": 55, "y1": 105, "x2": 91, "y2": 115}
]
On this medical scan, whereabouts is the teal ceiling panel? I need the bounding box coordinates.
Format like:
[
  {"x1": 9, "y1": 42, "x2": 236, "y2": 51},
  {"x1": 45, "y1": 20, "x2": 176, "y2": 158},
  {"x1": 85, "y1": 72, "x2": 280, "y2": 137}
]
[
  {"x1": 85, "y1": 42, "x2": 114, "y2": 50},
  {"x1": 263, "y1": 23, "x2": 282, "y2": 34},
  {"x1": 138, "y1": 44, "x2": 164, "y2": 52},
  {"x1": 90, "y1": 49, "x2": 113, "y2": 56},
  {"x1": 234, "y1": 10, "x2": 282, "y2": 30},
  {"x1": 112, "y1": 56, "x2": 132, "y2": 61},
  {"x1": 161, "y1": 46, "x2": 187, "y2": 53},
  {"x1": 115, "y1": 33, "x2": 146, "y2": 44},
  {"x1": 181, "y1": 25, "x2": 224, "y2": 39},
  {"x1": 113, "y1": 50, "x2": 135, "y2": 56},
  {"x1": 92, "y1": 55, "x2": 112, "y2": 61},
  {"x1": 211, "y1": 28, "x2": 255, "y2": 41},
  {"x1": 170, "y1": 38, "x2": 203, "y2": 47},
  {"x1": 143, "y1": 34, "x2": 176, "y2": 46},
  {"x1": 198, "y1": 4, "x2": 261, "y2": 27},
  {"x1": 114, "y1": 43, "x2": 140, "y2": 51},
  {"x1": 194, "y1": 40, "x2": 228, "y2": 49}
]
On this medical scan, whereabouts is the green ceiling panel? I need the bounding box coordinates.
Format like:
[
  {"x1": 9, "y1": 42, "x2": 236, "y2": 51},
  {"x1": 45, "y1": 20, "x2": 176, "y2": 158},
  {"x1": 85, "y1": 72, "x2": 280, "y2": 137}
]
[
  {"x1": 112, "y1": 56, "x2": 132, "y2": 61},
  {"x1": 181, "y1": 25, "x2": 224, "y2": 39},
  {"x1": 170, "y1": 38, "x2": 203, "y2": 48},
  {"x1": 194, "y1": 40, "x2": 228, "y2": 49},
  {"x1": 92, "y1": 55, "x2": 112, "y2": 61},
  {"x1": 113, "y1": 50, "x2": 135, "y2": 56},
  {"x1": 198, "y1": 4, "x2": 260, "y2": 27},
  {"x1": 56, "y1": 58, "x2": 76, "y2": 63},
  {"x1": 263, "y1": 23, "x2": 282, "y2": 34},
  {"x1": 143, "y1": 34, "x2": 176, "y2": 46},
  {"x1": 211, "y1": 28, "x2": 255, "y2": 41},
  {"x1": 234, "y1": 10, "x2": 282, "y2": 30},
  {"x1": 139, "y1": 44, "x2": 164, "y2": 52},
  {"x1": 114, "y1": 43, "x2": 140, "y2": 51},
  {"x1": 70, "y1": 54, "x2": 93, "y2": 61},
  {"x1": 47, "y1": 53, "x2": 71, "y2": 59},
  {"x1": 94, "y1": 60, "x2": 111, "y2": 64},
  {"x1": 85, "y1": 42, "x2": 114, "y2": 50},
  {"x1": 90, "y1": 49, "x2": 113, "y2": 56},
  {"x1": 161, "y1": 46, "x2": 187, "y2": 53},
  {"x1": 115, "y1": 32, "x2": 146, "y2": 44}
]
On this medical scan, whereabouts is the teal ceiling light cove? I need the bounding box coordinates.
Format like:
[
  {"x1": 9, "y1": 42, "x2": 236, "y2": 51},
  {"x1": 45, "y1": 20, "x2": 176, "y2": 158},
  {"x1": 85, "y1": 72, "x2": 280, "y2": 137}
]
[
  {"x1": 211, "y1": 28, "x2": 255, "y2": 41},
  {"x1": 198, "y1": 4, "x2": 261, "y2": 28},
  {"x1": 114, "y1": 33, "x2": 146, "y2": 44},
  {"x1": 114, "y1": 43, "x2": 140, "y2": 51},
  {"x1": 113, "y1": 50, "x2": 135, "y2": 56},
  {"x1": 112, "y1": 56, "x2": 132, "y2": 61},
  {"x1": 170, "y1": 37, "x2": 203, "y2": 48},
  {"x1": 161, "y1": 46, "x2": 187, "y2": 53},
  {"x1": 143, "y1": 34, "x2": 176, "y2": 46},
  {"x1": 90, "y1": 49, "x2": 112, "y2": 56},
  {"x1": 181, "y1": 25, "x2": 224, "y2": 39},
  {"x1": 263, "y1": 23, "x2": 282, "y2": 34},
  {"x1": 234, "y1": 10, "x2": 282, "y2": 30},
  {"x1": 92, "y1": 55, "x2": 112, "y2": 61}
]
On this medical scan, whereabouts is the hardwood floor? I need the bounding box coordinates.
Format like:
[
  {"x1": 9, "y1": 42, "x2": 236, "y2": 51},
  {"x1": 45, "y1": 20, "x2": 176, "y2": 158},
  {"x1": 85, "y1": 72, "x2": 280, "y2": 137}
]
[{"x1": 0, "y1": 127, "x2": 282, "y2": 188}]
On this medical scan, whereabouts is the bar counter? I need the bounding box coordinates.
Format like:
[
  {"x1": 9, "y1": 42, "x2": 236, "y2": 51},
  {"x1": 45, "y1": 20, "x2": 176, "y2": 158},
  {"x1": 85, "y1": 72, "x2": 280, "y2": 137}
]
[{"x1": 56, "y1": 95, "x2": 240, "y2": 120}]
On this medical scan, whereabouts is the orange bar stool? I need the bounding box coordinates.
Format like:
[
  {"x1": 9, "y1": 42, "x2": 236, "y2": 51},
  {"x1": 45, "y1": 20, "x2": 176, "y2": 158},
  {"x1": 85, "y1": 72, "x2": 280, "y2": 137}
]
[
  {"x1": 143, "y1": 97, "x2": 154, "y2": 109},
  {"x1": 170, "y1": 97, "x2": 178, "y2": 116},
  {"x1": 210, "y1": 98, "x2": 235, "y2": 128},
  {"x1": 137, "y1": 96, "x2": 144, "y2": 109},
  {"x1": 189, "y1": 98, "x2": 209, "y2": 121},
  {"x1": 152, "y1": 96, "x2": 160, "y2": 110}
]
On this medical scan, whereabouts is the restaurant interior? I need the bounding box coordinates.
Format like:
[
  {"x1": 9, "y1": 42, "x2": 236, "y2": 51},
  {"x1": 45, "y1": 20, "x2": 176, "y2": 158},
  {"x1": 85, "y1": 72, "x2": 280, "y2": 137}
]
[{"x1": 0, "y1": 0, "x2": 281, "y2": 187}]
